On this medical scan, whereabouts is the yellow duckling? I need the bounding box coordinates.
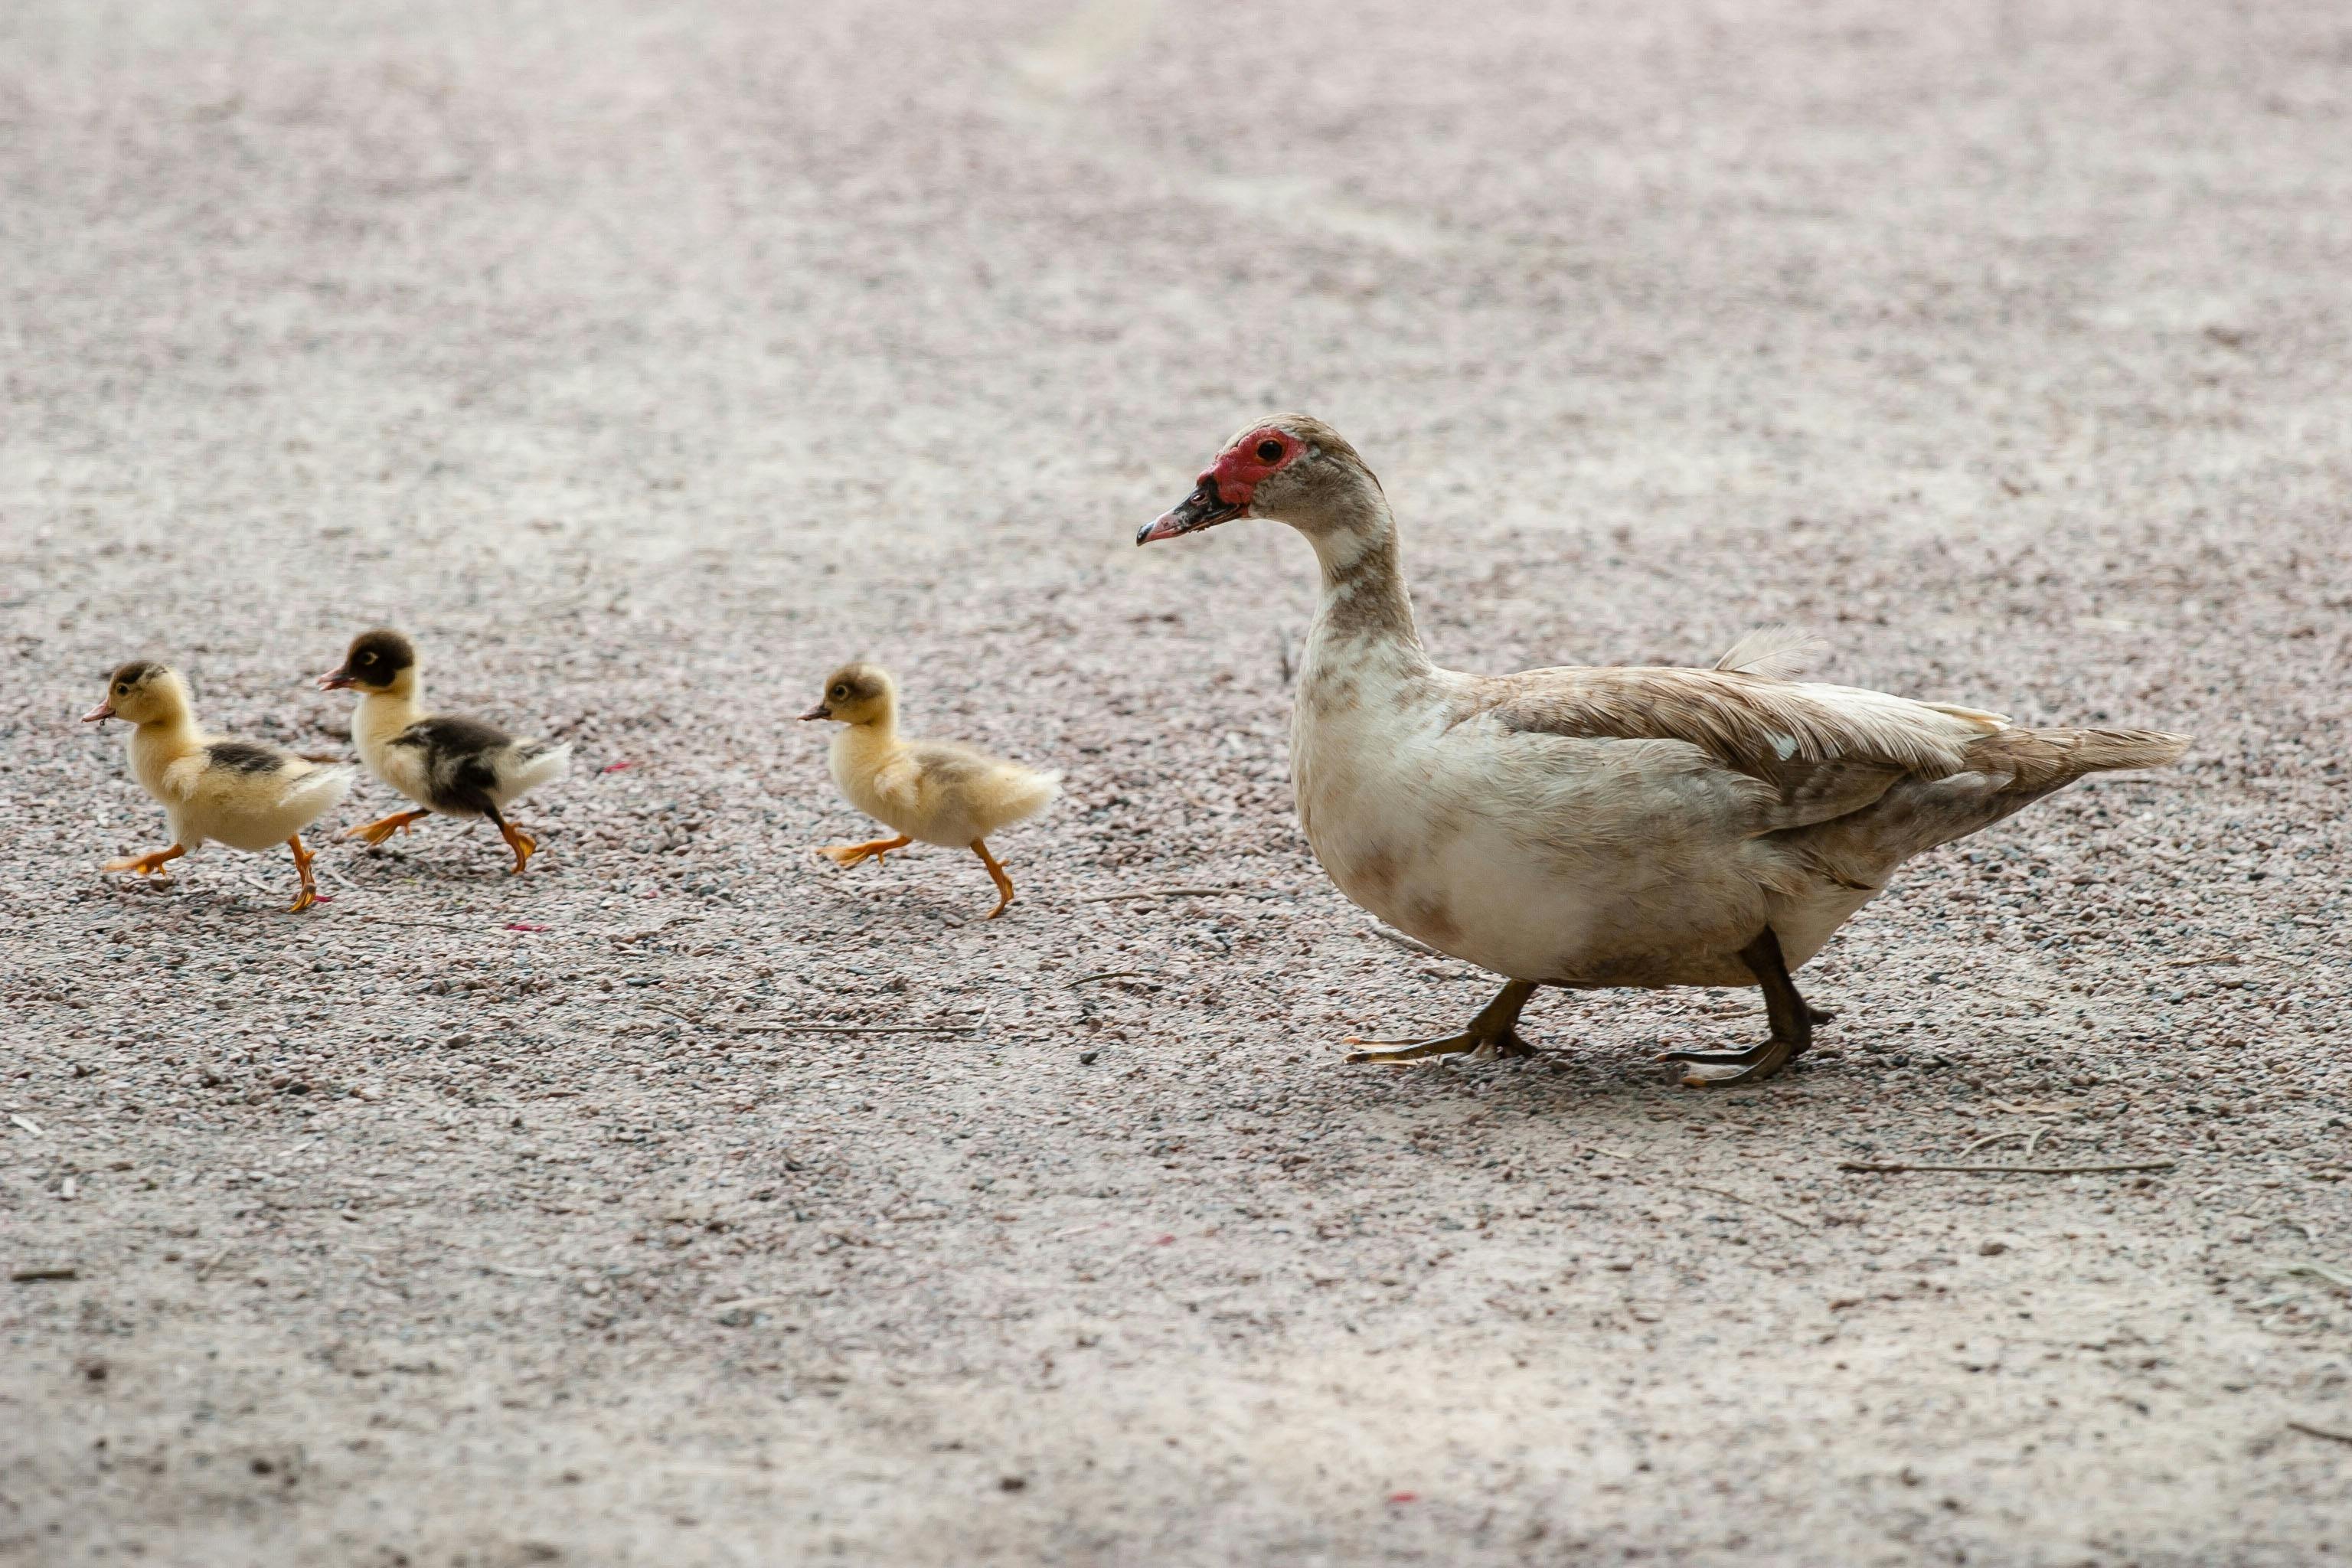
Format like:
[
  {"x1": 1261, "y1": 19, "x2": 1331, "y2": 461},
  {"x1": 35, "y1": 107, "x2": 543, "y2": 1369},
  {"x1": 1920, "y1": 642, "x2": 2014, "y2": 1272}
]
[
  {"x1": 83, "y1": 661, "x2": 352, "y2": 913},
  {"x1": 802, "y1": 662, "x2": 1059, "y2": 920},
  {"x1": 317, "y1": 629, "x2": 573, "y2": 874}
]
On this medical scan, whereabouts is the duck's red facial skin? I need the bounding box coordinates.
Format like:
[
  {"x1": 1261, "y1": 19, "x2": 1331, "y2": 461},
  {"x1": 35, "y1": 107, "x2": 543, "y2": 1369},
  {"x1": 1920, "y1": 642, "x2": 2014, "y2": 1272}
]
[
  {"x1": 1208, "y1": 427, "x2": 1298, "y2": 508},
  {"x1": 1137, "y1": 427, "x2": 1299, "y2": 546}
]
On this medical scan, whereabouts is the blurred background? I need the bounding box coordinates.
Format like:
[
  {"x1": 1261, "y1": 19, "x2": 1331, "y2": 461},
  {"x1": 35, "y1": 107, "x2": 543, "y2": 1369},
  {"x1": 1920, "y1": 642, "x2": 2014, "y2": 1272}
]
[{"x1": 7, "y1": 0, "x2": 2345, "y2": 661}]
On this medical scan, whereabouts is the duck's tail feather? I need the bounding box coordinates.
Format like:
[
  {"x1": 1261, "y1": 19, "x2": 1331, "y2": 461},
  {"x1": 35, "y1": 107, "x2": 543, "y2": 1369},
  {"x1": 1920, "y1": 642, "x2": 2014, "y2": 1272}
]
[
  {"x1": 284, "y1": 763, "x2": 356, "y2": 821},
  {"x1": 1968, "y1": 726, "x2": 2191, "y2": 792},
  {"x1": 506, "y1": 741, "x2": 573, "y2": 798},
  {"x1": 1785, "y1": 726, "x2": 2190, "y2": 882},
  {"x1": 995, "y1": 767, "x2": 1061, "y2": 828}
]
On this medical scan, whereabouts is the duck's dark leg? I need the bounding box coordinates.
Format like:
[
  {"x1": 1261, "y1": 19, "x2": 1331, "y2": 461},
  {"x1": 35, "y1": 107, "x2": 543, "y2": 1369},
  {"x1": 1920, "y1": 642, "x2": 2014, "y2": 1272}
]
[
  {"x1": 1662, "y1": 928, "x2": 1813, "y2": 1087},
  {"x1": 483, "y1": 805, "x2": 538, "y2": 875},
  {"x1": 1346, "y1": 980, "x2": 1542, "y2": 1065}
]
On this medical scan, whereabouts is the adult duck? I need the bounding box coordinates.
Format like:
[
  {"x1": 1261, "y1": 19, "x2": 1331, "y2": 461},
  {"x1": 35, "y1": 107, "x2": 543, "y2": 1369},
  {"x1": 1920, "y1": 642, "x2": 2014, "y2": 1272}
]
[{"x1": 1138, "y1": 415, "x2": 2189, "y2": 1086}]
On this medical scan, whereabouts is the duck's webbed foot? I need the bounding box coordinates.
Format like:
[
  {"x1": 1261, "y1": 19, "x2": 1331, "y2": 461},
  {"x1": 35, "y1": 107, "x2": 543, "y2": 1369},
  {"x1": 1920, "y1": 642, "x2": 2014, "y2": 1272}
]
[
  {"x1": 495, "y1": 816, "x2": 539, "y2": 875},
  {"x1": 286, "y1": 834, "x2": 324, "y2": 913},
  {"x1": 1347, "y1": 980, "x2": 1541, "y2": 1066},
  {"x1": 818, "y1": 834, "x2": 912, "y2": 870},
  {"x1": 103, "y1": 844, "x2": 187, "y2": 878},
  {"x1": 972, "y1": 839, "x2": 1016, "y2": 920},
  {"x1": 346, "y1": 808, "x2": 431, "y2": 848},
  {"x1": 1666, "y1": 929, "x2": 1813, "y2": 1088},
  {"x1": 1664, "y1": 1036, "x2": 1795, "y2": 1082}
]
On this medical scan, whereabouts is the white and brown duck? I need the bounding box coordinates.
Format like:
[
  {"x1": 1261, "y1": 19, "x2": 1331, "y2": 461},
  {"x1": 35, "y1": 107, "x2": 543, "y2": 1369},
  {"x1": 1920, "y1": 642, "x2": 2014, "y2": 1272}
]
[
  {"x1": 1139, "y1": 415, "x2": 2190, "y2": 1086},
  {"x1": 318, "y1": 629, "x2": 572, "y2": 874}
]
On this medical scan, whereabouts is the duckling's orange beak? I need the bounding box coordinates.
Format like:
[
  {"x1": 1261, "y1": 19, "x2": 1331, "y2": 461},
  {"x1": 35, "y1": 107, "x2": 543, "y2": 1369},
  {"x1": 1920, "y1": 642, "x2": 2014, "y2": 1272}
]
[
  {"x1": 80, "y1": 701, "x2": 115, "y2": 724},
  {"x1": 317, "y1": 667, "x2": 358, "y2": 691},
  {"x1": 1138, "y1": 474, "x2": 1247, "y2": 545},
  {"x1": 799, "y1": 704, "x2": 831, "y2": 721}
]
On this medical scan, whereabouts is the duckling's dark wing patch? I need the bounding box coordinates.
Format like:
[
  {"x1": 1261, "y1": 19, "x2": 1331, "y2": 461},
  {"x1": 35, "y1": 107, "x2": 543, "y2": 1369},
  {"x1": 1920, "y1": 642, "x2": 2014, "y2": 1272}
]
[
  {"x1": 392, "y1": 715, "x2": 513, "y2": 755},
  {"x1": 207, "y1": 740, "x2": 289, "y2": 774},
  {"x1": 390, "y1": 717, "x2": 513, "y2": 816}
]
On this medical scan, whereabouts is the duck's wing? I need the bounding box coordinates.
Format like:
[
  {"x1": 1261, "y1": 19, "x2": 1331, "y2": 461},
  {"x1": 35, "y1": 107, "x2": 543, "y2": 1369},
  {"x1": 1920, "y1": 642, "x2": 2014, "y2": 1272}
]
[
  {"x1": 162, "y1": 752, "x2": 210, "y2": 802},
  {"x1": 384, "y1": 714, "x2": 512, "y2": 812},
  {"x1": 1474, "y1": 666, "x2": 2002, "y2": 776},
  {"x1": 865, "y1": 748, "x2": 929, "y2": 815},
  {"x1": 173, "y1": 738, "x2": 307, "y2": 799},
  {"x1": 391, "y1": 714, "x2": 514, "y2": 757},
  {"x1": 1465, "y1": 665, "x2": 2010, "y2": 831}
]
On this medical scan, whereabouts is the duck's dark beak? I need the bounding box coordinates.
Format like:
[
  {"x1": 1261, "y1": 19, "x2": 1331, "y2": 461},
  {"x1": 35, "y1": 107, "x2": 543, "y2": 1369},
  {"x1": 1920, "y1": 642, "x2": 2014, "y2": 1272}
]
[
  {"x1": 317, "y1": 668, "x2": 357, "y2": 691},
  {"x1": 799, "y1": 704, "x2": 831, "y2": 721},
  {"x1": 80, "y1": 701, "x2": 115, "y2": 724},
  {"x1": 1137, "y1": 476, "x2": 1246, "y2": 545}
]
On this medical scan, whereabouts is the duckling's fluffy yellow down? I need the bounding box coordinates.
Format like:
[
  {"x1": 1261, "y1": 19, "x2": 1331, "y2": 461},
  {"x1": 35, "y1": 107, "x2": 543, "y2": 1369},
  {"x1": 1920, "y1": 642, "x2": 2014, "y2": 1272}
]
[{"x1": 804, "y1": 662, "x2": 1057, "y2": 920}]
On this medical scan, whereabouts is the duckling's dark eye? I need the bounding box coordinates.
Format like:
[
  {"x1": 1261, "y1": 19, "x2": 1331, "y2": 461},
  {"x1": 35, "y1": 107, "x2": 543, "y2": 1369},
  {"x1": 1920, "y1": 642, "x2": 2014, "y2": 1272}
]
[
  {"x1": 113, "y1": 683, "x2": 126, "y2": 694},
  {"x1": 1256, "y1": 439, "x2": 1283, "y2": 463},
  {"x1": 831, "y1": 684, "x2": 849, "y2": 701},
  {"x1": 361, "y1": 652, "x2": 377, "y2": 664}
]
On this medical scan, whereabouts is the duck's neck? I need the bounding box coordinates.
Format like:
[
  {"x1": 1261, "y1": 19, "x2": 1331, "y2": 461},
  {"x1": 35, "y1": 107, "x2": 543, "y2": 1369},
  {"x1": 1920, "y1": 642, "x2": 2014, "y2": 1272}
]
[
  {"x1": 354, "y1": 678, "x2": 425, "y2": 747},
  {"x1": 129, "y1": 710, "x2": 201, "y2": 766},
  {"x1": 1299, "y1": 492, "x2": 1429, "y2": 678},
  {"x1": 837, "y1": 713, "x2": 902, "y2": 756}
]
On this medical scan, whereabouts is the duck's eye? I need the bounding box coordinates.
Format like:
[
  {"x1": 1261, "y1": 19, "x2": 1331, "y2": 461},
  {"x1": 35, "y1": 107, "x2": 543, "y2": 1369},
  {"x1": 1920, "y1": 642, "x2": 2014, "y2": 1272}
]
[
  {"x1": 113, "y1": 683, "x2": 126, "y2": 695},
  {"x1": 361, "y1": 652, "x2": 377, "y2": 664},
  {"x1": 831, "y1": 684, "x2": 849, "y2": 701},
  {"x1": 1256, "y1": 439, "x2": 1283, "y2": 464}
]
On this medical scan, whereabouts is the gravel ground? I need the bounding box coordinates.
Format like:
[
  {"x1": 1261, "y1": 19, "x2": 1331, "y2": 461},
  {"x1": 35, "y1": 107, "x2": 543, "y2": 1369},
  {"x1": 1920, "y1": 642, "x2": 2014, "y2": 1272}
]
[{"x1": 5, "y1": 1, "x2": 2350, "y2": 1563}]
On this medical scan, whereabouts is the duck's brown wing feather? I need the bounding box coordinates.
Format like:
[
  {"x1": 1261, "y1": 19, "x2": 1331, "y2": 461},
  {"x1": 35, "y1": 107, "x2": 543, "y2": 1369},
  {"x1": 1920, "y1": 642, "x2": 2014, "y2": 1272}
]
[{"x1": 1466, "y1": 667, "x2": 1994, "y2": 779}]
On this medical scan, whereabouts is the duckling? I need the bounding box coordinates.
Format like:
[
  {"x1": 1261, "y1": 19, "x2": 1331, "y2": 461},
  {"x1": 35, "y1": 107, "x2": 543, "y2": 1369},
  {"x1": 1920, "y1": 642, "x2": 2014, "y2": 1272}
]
[
  {"x1": 317, "y1": 629, "x2": 572, "y2": 874},
  {"x1": 802, "y1": 663, "x2": 1059, "y2": 920},
  {"x1": 83, "y1": 662, "x2": 352, "y2": 913}
]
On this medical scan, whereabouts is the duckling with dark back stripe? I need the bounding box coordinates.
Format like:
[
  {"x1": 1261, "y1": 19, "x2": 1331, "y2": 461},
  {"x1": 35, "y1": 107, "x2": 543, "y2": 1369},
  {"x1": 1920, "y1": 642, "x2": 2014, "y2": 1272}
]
[
  {"x1": 84, "y1": 660, "x2": 352, "y2": 912},
  {"x1": 318, "y1": 629, "x2": 571, "y2": 874}
]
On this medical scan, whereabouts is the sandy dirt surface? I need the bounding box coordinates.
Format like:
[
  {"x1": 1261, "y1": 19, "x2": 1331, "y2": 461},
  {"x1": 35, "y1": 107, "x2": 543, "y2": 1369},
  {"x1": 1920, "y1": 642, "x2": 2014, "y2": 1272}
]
[{"x1": 5, "y1": 1, "x2": 2350, "y2": 1563}]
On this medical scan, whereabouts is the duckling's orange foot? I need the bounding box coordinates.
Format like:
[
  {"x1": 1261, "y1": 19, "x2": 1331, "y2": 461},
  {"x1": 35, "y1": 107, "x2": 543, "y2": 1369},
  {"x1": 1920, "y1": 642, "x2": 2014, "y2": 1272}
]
[
  {"x1": 346, "y1": 809, "x2": 431, "y2": 848},
  {"x1": 103, "y1": 846, "x2": 186, "y2": 878},
  {"x1": 286, "y1": 834, "x2": 324, "y2": 913},
  {"x1": 820, "y1": 835, "x2": 913, "y2": 870},
  {"x1": 498, "y1": 822, "x2": 539, "y2": 875},
  {"x1": 972, "y1": 840, "x2": 1016, "y2": 921}
]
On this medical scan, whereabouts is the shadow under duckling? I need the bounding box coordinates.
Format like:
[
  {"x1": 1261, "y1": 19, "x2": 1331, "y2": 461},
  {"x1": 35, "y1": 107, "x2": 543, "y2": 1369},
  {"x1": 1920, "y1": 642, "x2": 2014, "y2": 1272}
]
[
  {"x1": 83, "y1": 661, "x2": 352, "y2": 913},
  {"x1": 318, "y1": 629, "x2": 572, "y2": 874},
  {"x1": 802, "y1": 662, "x2": 1059, "y2": 920}
]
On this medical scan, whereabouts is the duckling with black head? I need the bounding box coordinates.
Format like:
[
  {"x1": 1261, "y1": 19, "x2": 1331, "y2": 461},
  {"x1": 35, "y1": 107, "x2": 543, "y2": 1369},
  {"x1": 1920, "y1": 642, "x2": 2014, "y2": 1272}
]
[
  {"x1": 802, "y1": 662, "x2": 1059, "y2": 920},
  {"x1": 318, "y1": 629, "x2": 572, "y2": 874},
  {"x1": 83, "y1": 660, "x2": 352, "y2": 912}
]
